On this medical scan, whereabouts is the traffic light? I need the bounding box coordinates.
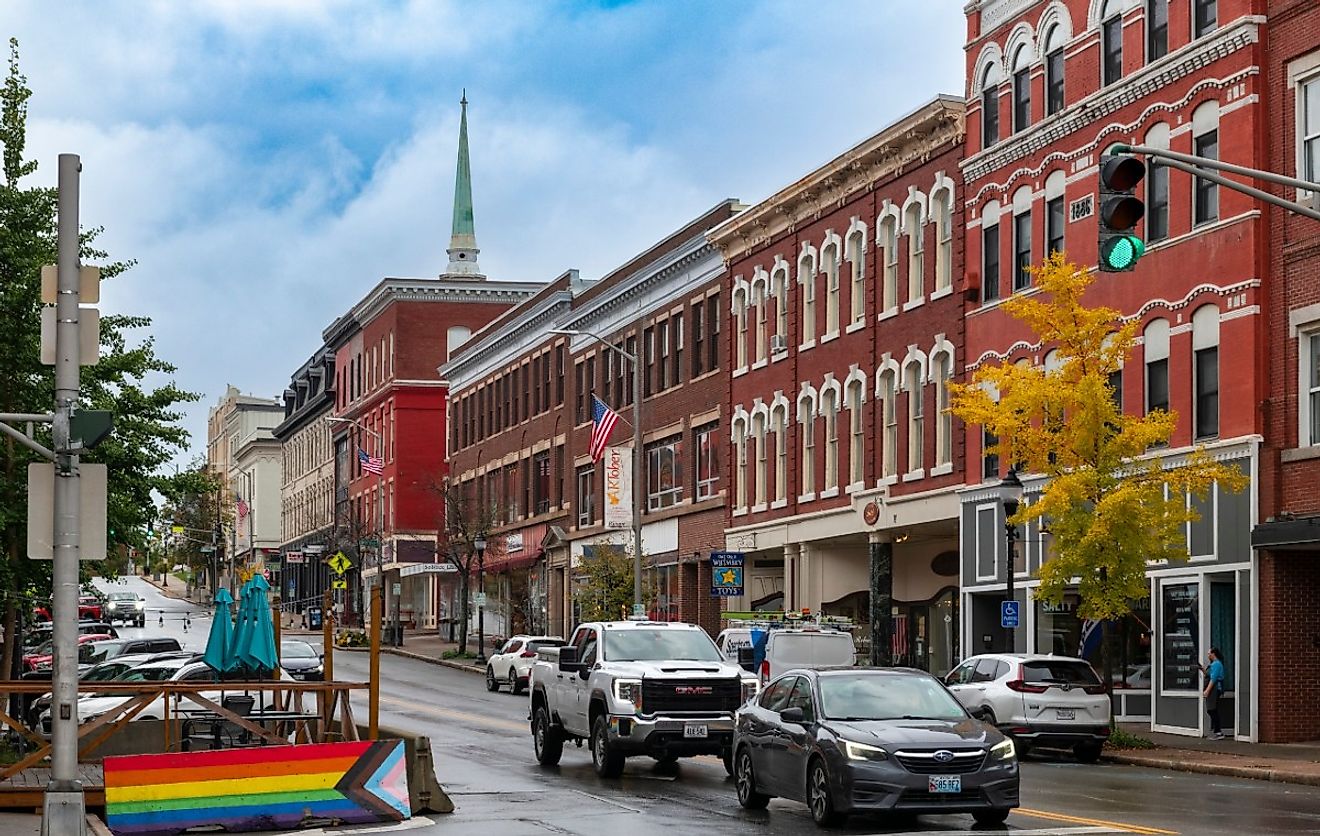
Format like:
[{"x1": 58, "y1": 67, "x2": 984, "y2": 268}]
[{"x1": 1098, "y1": 152, "x2": 1146, "y2": 272}]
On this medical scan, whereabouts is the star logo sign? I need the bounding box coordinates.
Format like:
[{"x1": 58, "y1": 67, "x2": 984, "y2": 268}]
[{"x1": 719, "y1": 568, "x2": 739, "y2": 585}]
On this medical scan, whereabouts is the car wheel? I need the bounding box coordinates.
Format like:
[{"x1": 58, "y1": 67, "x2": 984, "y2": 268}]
[
  {"x1": 807, "y1": 757, "x2": 844, "y2": 827},
  {"x1": 973, "y1": 808, "x2": 1011, "y2": 826},
  {"x1": 510, "y1": 670, "x2": 524, "y2": 696},
  {"x1": 532, "y1": 704, "x2": 564, "y2": 767},
  {"x1": 979, "y1": 707, "x2": 997, "y2": 725},
  {"x1": 590, "y1": 714, "x2": 625, "y2": 778},
  {"x1": 485, "y1": 666, "x2": 500, "y2": 692},
  {"x1": 734, "y1": 746, "x2": 770, "y2": 809},
  {"x1": 1074, "y1": 741, "x2": 1103, "y2": 764}
]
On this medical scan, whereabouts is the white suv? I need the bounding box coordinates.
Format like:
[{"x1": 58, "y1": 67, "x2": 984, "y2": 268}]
[
  {"x1": 486, "y1": 635, "x2": 565, "y2": 694},
  {"x1": 945, "y1": 653, "x2": 1111, "y2": 762}
]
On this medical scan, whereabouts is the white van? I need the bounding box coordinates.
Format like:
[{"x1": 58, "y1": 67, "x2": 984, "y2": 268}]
[
  {"x1": 758, "y1": 629, "x2": 856, "y2": 683},
  {"x1": 715, "y1": 628, "x2": 754, "y2": 663}
]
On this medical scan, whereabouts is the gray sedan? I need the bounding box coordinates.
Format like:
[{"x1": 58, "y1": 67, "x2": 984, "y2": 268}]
[{"x1": 732, "y1": 668, "x2": 1019, "y2": 827}]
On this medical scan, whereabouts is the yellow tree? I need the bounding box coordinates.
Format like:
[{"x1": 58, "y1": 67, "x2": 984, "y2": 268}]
[{"x1": 950, "y1": 254, "x2": 1246, "y2": 638}]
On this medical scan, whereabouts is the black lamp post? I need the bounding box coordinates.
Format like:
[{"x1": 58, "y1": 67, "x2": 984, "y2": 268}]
[
  {"x1": 999, "y1": 468, "x2": 1023, "y2": 652},
  {"x1": 474, "y1": 534, "x2": 488, "y2": 662}
]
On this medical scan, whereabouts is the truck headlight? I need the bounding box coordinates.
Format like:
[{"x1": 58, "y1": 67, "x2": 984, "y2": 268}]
[
  {"x1": 614, "y1": 679, "x2": 643, "y2": 712},
  {"x1": 741, "y1": 678, "x2": 760, "y2": 704},
  {"x1": 843, "y1": 740, "x2": 888, "y2": 762},
  {"x1": 991, "y1": 738, "x2": 1016, "y2": 761},
  {"x1": 134, "y1": 601, "x2": 144, "y2": 610}
]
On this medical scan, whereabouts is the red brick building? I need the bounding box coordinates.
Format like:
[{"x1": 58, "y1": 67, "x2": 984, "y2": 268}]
[
  {"x1": 1252, "y1": 0, "x2": 1320, "y2": 743},
  {"x1": 443, "y1": 202, "x2": 740, "y2": 644},
  {"x1": 709, "y1": 97, "x2": 967, "y2": 675},
  {"x1": 958, "y1": 0, "x2": 1266, "y2": 738}
]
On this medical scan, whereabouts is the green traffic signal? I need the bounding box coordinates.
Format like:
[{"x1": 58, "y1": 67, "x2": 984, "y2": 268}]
[{"x1": 1100, "y1": 234, "x2": 1145, "y2": 271}]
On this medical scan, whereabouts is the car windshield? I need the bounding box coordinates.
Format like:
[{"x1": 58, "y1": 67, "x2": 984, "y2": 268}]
[
  {"x1": 87, "y1": 662, "x2": 132, "y2": 682},
  {"x1": 1021, "y1": 660, "x2": 1101, "y2": 686},
  {"x1": 107, "y1": 593, "x2": 136, "y2": 602},
  {"x1": 83, "y1": 642, "x2": 124, "y2": 664},
  {"x1": 604, "y1": 629, "x2": 723, "y2": 662},
  {"x1": 819, "y1": 674, "x2": 968, "y2": 722},
  {"x1": 282, "y1": 642, "x2": 318, "y2": 659},
  {"x1": 116, "y1": 665, "x2": 180, "y2": 683},
  {"x1": 772, "y1": 634, "x2": 855, "y2": 666}
]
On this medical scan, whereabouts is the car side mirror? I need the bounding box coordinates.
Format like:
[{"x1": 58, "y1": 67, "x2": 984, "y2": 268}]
[
  {"x1": 780, "y1": 706, "x2": 805, "y2": 724},
  {"x1": 558, "y1": 646, "x2": 581, "y2": 673},
  {"x1": 737, "y1": 647, "x2": 756, "y2": 673}
]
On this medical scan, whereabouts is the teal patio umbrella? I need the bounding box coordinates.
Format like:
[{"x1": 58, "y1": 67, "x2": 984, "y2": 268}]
[
  {"x1": 202, "y1": 589, "x2": 234, "y2": 672},
  {"x1": 227, "y1": 579, "x2": 254, "y2": 674},
  {"x1": 242, "y1": 573, "x2": 279, "y2": 673}
]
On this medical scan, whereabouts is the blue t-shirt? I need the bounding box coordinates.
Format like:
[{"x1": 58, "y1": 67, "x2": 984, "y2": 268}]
[{"x1": 1207, "y1": 659, "x2": 1225, "y2": 692}]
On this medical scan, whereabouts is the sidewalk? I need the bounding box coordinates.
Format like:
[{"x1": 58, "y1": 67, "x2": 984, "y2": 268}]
[
  {"x1": 1104, "y1": 721, "x2": 1320, "y2": 787},
  {"x1": 326, "y1": 629, "x2": 489, "y2": 677}
]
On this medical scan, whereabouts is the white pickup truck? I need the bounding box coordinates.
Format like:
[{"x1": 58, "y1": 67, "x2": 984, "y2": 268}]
[{"x1": 529, "y1": 619, "x2": 759, "y2": 778}]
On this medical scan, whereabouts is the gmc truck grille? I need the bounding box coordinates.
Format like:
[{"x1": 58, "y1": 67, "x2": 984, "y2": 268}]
[{"x1": 642, "y1": 677, "x2": 742, "y2": 714}]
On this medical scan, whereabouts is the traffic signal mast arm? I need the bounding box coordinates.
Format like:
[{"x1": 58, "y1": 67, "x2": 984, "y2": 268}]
[{"x1": 1114, "y1": 143, "x2": 1320, "y2": 223}]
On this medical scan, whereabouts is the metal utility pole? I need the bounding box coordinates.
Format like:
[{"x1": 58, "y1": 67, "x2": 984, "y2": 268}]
[{"x1": 43, "y1": 153, "x2": 86, "y2": 836}]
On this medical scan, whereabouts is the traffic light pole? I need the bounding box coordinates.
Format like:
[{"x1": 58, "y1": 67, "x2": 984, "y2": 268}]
[
  {"x1": 43, "y1": 154, "x2": 87, "y2": 836},
  {"x1": 1115, "y1": 144, "x2": 1320, "y2": 223}
]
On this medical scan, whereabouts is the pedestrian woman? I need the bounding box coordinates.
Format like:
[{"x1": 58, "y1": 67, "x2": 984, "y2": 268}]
[{"x1": 1200, "y1": 648, "x2": 1226, "y2": 740}]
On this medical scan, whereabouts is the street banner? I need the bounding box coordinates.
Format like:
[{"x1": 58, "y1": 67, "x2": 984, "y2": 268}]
[
  {"x1": 603, "y1": 446, "x2": 632, "y2": 530},
  {"x1": 103, "y1": 740, "x2": 411, "y2": 835},
  {"x1": 710, "y1": 551, "x2": 745, "y2": 597}
]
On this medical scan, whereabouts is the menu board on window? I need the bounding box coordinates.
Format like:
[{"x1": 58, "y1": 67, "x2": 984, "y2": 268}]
[{"x1": 1161, "y1": 583, "x2": 1199, "y2": 691}]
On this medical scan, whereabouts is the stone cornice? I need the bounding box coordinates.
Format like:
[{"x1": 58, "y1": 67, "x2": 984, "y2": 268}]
[
  {"x1": 707, "y1": 96, "x2": 965, "y2": 264},
  {"x1": 322, "y1": 277, "x2": 544, "y2": 344},
  {"x1": 439, "y1": 290, "x2": 575, "y2": 384},
  {"x1": 960, "y1": 17, "x2": 1262, "y2": 187},
  {"x1": 564, "y1": 237, "x2": 717, "y2": 334}
]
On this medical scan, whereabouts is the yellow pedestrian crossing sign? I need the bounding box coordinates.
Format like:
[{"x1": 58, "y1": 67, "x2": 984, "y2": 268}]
[
  {"x1": 331, "y1": 578, "x2": 348, "y2": 590},
  {"x1": 328, "y1": 551, "x2": 352, "y2": 575}
]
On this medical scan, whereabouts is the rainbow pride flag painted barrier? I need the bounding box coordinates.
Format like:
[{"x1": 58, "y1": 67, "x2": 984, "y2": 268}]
[{"x1": 104, "y1": 740, "x2": 411, "y2": 836}]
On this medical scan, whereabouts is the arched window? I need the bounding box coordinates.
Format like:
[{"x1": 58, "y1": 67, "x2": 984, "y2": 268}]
[
  {"x1": 1192, "y1": 305, "x2": 1220, "y2": 439},
  {"x1": 1147, "y1": 0, "x2": 1168, "y2": 62},
  {"x1": 753, "y1": 285, "x2": 768, "y2": 363},
  {"x1": 733, "y1": 419, "x2": 748, "y2": 510},
  {"x1": 799, "y1": 395, "x2": 816, "y2": 497},
  {"x1": 799, "y1": 252, "x2": 817, "y2": 345},
  {"x1": 847, "y1": 226, "x2": 867, "y2": 325},
  {"x1": 822, "y1": 388, "x2": 840, "y2": 491},
  {"x1": 823, "y1": 240, "x2": 841, "y2": 335},
  {"x1": 1144, "y1": 122, "x2": 1171, "y2": 242},
  {"x1": 1012, "y1": 185, "x2": 1033, "y2": 292},
  {"x1": 1144, "y1": 318, "x2": 1171, "y2": 416},
  {"x1": 1012, "y1": 44, "x2": 1032, "y2": 132},
  {"x1": 879, "y1": 370, "x2": 898, "y2": 478},
  {"x1": 1101, "y1": 0, "x2": 1124, "y2": 87},
  {"x1": 906, "y1": 362, "x2": 925, "y2": 474},
  {"x1": 931, "y1": 186, "x2": 954, "y2": 291},
  {"x1": 772, "y1": 262, "x2": 790, "y2": 351},
  {"x1": 1043, "y1": 23, "x2": 1066, "y2": 115},
  {"x1": 847, "y1": 378, "x2": 866, "y2": 486},
  {"x1": 933, "y1": 351, "x2": 953, "y2": 466},
  {"x1": 1193, "y1": 102, "x2": 1221, "y2": 226},
  {"x1": 880, "y1": 214, "x2": 899, "y2": 312},
  {"x1": 906, "y1": 203, "x2": 925, "y2": 304},
  {"x1": 981, "y1": 62, "x2": 1002, "y2": 148},
  {"x1": 753, "y1": 412, "x2": 768, "y2": 507},
  {"x1": 773, "y1": 404, "x2": 789, "y2": 503},
  {"x1": 734, "y1": 286, "x2": 749, "y2": 369}
]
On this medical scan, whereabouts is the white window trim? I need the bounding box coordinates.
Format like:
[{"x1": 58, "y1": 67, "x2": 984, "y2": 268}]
[
  {"x1": 903, "y1": 297, "x2": 926, "y2": 312},
  {"x1": 930, "y1": 461, "x2": 954, "y2": 477},
  {"x1": 751, "y1": 502, "x2": 769, "y2": 514},
  {"x1": 845, "y1": 320, "x2": 867, "y2": 335},
  {"x1": 1298, "y1": 322, "x2": 1320, "y2": 448},
  {"x1": 1290, "y1": 51, "x2": 1320, "y2": 200},
  {"x1": 820, "y1": 486, "x2": 840, "y2": 499},
  {"x1": 771, "y1": 498, "x2": 789, "y2": 510},
  {"x1": 930, "y1": 285, "x2": 954, "y2": 301},
  {"x1": 798, "y1": 491, "x2": 817, "y2": 503},
  {"x1": 902, "y1": 469, "x2": 927, "y2": 482}
]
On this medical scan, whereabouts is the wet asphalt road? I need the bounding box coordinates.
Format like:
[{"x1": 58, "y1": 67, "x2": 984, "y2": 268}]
[{"x1": 88, "y1": 579, "x2": 1320, "y2": 836}]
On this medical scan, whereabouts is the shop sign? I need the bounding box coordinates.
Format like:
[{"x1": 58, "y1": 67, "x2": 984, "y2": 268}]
[
  {"x1": 1161, "y1": 583, "x2": 1199, "y2": 691},
  {"x1": 603, "y1": 446, "x2": 631, "y2": 530},
  {"x1": 506, "y1": 532, "x2": 524, "y2": 553},
  {"x1": 710, "y1": 551, "x2": 744, "y2": 597}
]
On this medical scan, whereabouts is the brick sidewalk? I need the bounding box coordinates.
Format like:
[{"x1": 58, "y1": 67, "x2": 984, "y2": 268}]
[{"x1": 1103, "y1": 722, "x2": 1320, "y2": 786}]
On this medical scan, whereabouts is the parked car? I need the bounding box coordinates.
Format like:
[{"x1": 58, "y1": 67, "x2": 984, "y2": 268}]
[
  {"x1": 944, "y1": 653, "x2": 1111, "y2": 761},
  {"x1": 24, "y1": 633, "x2": 113, "y2": 672},
  {"x1": 28, "y1": 651, "x2": 190, "y2": 725},
  {"x1": 23, "y1": 622, "x2": 119, "y2": 651},
  {"x1": 280, "y1": 640, "x2": 324, "y2": 681},
  {"x1": 103, "y1": 591, "x2": 146, "y2": 627},
  {"x1": 715, "y1": 628, "x2": 755, "y2": 663},
  {"x1": 78, "y1": 594, "x2": 103, "y2": 621},
  {"x1": 486, "y1": 635, "x2": 564, "y2": 694},
  {"x1": 80, "y1": 637, "x2": 183, "y2": 670},
  {"x1": 756, "y1": 628, "x2": 857, "y2": 684},
  {"x1": 732, "y1": 668, "x2": 1019, "y2": 827},
  {"x1": 530, "y1": 620, "x2": 759, "y2": 777}
]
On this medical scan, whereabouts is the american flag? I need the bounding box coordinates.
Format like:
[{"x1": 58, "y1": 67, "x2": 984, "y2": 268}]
[
  {"x1": 589, "y1": 395, "x2": 621, "y2": 463},
  {"x1": 236, "y1": 495, "x2": 249, "y2": 523},
  {"x1": 358, "y1": 447, "x2": 384, "y2": 475},
  {"x1": 891, "y1": 615, "x2": 909, "y2": 661}
]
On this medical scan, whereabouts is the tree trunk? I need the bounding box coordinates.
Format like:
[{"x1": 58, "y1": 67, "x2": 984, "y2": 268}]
[
  {"x1": 457, "y1": 568, "x2": 470, "y2": 655},
  {"x1": 1100, "y1": 617, "x2": 1116, "y2": 728}
]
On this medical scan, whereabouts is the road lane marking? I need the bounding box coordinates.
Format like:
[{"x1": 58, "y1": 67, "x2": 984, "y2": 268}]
[
  {"x1": 378, "y1": 694, "x2": 527, "y2": 732},
  {"x1": 1016, "y1": 807, "x2": 1179, "y2": 835}
]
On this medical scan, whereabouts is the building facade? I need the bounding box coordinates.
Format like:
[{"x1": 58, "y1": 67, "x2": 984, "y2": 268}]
[
  {"x1": 711, "y1": 97, "x2": 967, "y2": 676},
  {"x1": 444, "y1": 201, "x2": 740, "y2": 643},
  {"x1": 272, "y1": 347, "x2": 337, "y2": 614},
  {"x1": 1252, "y1": 0, "x2": 1320, "y2": 743},
  {"x1": 206, "y1": 385, "x2": 285, "y2": 588},
  {"x1": 959, "y1": 0, "x2": 1266, "y2": 738}
]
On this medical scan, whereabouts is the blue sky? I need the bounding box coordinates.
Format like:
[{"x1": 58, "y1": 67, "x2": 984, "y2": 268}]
[{"x1": 8, "y1": 1, "x2": 967, "y2": 464}]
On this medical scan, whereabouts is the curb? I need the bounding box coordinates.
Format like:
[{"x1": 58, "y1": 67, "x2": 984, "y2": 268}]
[
  {"x1": 1104, "y1": 750, "x2": 1320, "y2": 787},
  {"x1": 338, "y1": 644, "x2": 485, "y2": 676}
]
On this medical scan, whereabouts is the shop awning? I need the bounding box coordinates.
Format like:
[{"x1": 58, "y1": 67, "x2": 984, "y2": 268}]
[
  {"x1": 483, "y1": 550, "x2": 544, "y2": 573},
  {"x1": 1251, "y1": 516, "x2": 1320, "y2": 550}
]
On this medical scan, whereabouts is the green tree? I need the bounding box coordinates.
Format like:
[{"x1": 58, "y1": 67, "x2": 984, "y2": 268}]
[
  {"x1": 159, "y1": 459, "x2": 225, "y2": 593},
  {"x1": 0, "y1": 39, "x2": 199, "y2": 678},
  {"x1": 949, "y1": 255, "x2": 1247, "y2": 686},
  {"x1": 432, "y1": 478, "x2": 504, "y2": 656}
]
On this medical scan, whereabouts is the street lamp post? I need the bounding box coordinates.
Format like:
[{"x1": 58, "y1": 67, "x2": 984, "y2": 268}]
[
  {"x1": 474, "y1": 534, "x2": 487, "y2": 662},
  {"x1": 550, "y1": 328, "x2": 645, "y2": 616},
  {"x1": 999, "y1": 468, "x2": 1023, "y2": 653}
]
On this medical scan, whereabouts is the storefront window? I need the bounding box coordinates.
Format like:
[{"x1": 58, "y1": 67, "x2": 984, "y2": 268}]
[
  {"x1": 1035, "y1": 594, "x2": 1152, "y2": 688},
  {"x1": 647, "y1": 564, "x2": 680, "y2": 622},
  {"x1": 1161, "y1": 583, "x2": 1200, "y2": 691}
]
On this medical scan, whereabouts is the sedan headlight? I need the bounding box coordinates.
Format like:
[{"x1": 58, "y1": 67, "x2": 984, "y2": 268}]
[
  {"x1": 991, "y1": 738, "x2": 1016, "y2": 761},
  {"x1": 842, "y1": 740, "x2": 888, "y2": 762},
  {"x1": 741, "y1": 678, "x2": 760, "y2": 704},
  {"x1": 614, "y1": 679, "x2": 643, "y2": 712}
]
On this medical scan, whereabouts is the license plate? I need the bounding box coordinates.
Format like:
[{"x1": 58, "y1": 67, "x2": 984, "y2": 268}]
[
  {"x1": 1055, "y1": 709, "x2": 1076, "y2": 720},
  {"x1": 928, "y1": 775, "x2": 962, "y2": 793},
  {"x1": 683, "y1": 724, "x2": 708, "y2": 739}
]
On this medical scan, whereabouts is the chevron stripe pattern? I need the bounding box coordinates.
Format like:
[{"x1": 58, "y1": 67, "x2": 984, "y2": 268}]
[{"x1": 103, "y1": 740, "x2": 410, "y2": 836}]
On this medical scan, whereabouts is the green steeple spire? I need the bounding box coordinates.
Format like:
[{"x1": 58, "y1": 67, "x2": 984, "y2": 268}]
[{"x1": 445, "y1": 90, "x2": 482, "y2": 276}]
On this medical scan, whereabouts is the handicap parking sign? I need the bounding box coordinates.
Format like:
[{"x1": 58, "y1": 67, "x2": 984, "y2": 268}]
[{"x1": 1001, "y1": 600, "x2": 1020, "y2": 629}]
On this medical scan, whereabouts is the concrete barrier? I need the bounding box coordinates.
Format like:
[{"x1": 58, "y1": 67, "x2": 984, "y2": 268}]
[{"x1": 329, "y1": 722, "x2": 454, "y2": 815}]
